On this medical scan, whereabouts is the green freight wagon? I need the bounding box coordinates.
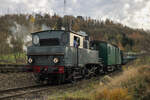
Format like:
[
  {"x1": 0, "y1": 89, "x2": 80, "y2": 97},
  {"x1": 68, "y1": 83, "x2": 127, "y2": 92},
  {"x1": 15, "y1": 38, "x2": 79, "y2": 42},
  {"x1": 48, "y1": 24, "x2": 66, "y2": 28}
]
[{"x1": 90, "y1": 41, "x2": 122, "y2": 71}]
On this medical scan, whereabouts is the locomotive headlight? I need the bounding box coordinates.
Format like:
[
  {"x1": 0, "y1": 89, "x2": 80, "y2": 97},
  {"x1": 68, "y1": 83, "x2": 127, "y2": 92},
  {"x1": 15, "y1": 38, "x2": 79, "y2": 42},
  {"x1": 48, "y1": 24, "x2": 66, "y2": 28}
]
[
  {"x1": 28, "y1": 58, "x2": 33, "y2": 64},
  {"x1": 53, "y1": 57, "x2": 59, "y2": 63},
  {"x1": 33, "y1": 35, "x2": 39, "y2": 45}
]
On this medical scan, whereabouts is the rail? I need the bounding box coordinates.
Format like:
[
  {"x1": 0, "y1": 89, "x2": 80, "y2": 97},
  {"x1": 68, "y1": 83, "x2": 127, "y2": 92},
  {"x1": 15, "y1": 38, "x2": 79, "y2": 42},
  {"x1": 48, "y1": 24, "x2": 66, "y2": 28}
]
[{"x1": 0, "y1": 64, "x2": 32, "y2": 73}]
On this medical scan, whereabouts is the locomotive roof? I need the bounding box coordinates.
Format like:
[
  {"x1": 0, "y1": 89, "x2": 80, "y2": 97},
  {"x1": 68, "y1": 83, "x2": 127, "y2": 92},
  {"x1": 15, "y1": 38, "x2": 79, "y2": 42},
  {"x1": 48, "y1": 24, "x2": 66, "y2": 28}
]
[
  {"x1": 31, "y1": 30, "x2": 87, "y2": 37},
  {"x1": 31, "y1": 30, "x2": 65, "y2": 34}
]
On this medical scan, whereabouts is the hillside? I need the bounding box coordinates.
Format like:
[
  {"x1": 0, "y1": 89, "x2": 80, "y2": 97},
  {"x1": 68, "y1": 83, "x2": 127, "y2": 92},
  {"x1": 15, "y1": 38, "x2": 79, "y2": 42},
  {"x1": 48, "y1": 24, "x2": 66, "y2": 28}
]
[{"x1": 0, "y1": 14, "x2": 150, "y2": 63}]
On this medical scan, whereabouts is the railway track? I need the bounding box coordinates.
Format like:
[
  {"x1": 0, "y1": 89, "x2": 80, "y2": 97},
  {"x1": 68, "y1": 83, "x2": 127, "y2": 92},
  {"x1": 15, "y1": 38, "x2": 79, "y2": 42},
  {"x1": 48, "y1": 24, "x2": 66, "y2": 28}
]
[
  {"x1": 0, "y1": 64, "x2": 32, "y2": 73},
  {"x1": 0, "y1": 85, "x2": 50, "y2": 100},
  {"x1": 0, "y1": 69, "x2": 122, "y2": 100},
  {"x1": 0, "y1": 84, "x2": 72, "y2": 100}
]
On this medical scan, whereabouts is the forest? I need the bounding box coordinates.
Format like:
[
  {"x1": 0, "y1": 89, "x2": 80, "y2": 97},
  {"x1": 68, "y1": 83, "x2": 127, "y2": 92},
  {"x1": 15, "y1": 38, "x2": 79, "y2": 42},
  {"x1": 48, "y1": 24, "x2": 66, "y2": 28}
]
[{"x1": 0, "y1": 14, "x2": 150, "y2": 63}]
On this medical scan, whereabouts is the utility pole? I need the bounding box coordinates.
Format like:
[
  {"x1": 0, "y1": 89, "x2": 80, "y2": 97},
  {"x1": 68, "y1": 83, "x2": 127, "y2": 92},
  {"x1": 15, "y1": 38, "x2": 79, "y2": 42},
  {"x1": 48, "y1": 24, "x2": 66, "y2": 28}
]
[
  {"x1": 64, "y1": 0, "x2": 66, "y2": 16},
  {"x1": 63, "y1": 0, "x2": 71, "y2": 31}
]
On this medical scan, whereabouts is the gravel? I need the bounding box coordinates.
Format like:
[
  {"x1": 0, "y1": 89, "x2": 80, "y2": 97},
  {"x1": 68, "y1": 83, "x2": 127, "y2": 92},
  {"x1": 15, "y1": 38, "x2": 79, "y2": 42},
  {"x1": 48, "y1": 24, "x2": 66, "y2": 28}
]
[{"x1": 0, "y1": 72, "x2": 37, "y2": 91}]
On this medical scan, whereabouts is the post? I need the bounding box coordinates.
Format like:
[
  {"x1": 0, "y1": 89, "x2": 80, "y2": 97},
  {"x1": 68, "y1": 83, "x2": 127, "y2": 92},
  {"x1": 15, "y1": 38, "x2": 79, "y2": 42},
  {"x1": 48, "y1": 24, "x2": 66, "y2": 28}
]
[{"x1": 77, "y1": 45, "x2": 79, "y2": 67}]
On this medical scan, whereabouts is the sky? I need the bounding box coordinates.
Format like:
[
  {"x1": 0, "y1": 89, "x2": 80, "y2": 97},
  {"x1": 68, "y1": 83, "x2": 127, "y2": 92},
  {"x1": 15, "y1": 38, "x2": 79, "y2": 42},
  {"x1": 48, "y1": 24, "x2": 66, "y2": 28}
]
[{"x1": 0, "y1": 0, "x2": 150, "y2": 30}]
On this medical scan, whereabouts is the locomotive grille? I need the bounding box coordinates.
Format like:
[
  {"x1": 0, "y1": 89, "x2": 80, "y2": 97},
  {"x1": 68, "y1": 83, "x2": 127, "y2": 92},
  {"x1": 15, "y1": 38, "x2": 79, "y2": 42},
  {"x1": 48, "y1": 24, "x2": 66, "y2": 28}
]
[{"x1": 40, "y1": 38, "x2": 59, "y2": 46}]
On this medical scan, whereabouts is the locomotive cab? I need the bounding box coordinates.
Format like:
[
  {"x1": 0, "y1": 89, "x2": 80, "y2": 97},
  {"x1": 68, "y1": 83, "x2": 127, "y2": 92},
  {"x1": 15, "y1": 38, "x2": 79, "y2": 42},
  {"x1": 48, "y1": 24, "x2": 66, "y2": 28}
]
[{"x1": 30, "y1": 30, "x2": 89, "y2": 48}]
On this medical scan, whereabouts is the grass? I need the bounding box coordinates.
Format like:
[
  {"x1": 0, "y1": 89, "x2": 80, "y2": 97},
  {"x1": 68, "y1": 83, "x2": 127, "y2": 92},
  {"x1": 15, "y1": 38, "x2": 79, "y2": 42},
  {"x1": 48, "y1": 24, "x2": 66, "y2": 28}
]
[
  {"x1": 0, "y1": 53, "x2": 27, "y2": 64},
  {"x1": 48, "y1": 56, "x2": 150, "y2": 100}
]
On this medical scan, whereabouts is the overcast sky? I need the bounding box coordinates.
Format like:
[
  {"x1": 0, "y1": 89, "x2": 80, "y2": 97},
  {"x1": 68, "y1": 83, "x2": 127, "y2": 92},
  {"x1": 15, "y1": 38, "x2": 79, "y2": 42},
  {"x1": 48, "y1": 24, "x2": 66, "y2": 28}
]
[{"x1": 0, "y1": 0, "x2": 150, "y2": 30}]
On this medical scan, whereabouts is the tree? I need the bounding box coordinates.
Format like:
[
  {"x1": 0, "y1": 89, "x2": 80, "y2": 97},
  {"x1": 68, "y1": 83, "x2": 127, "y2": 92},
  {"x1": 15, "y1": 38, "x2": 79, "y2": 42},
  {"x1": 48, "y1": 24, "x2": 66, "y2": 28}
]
[
  {"x1": 11, "y1": 37, "x2": 23, "y2": 63},
  {"x1": 72, "y1": 22, "x2": 80, "y2": 31},
  {"x1": 56, "y1": 18, "x2": 63, "y2": 30}
]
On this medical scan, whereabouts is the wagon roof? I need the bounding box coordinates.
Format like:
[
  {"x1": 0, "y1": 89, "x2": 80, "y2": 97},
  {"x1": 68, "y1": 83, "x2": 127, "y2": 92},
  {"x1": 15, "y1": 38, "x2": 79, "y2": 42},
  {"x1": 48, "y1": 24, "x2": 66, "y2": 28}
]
[
  {"x1": 91, "y1": 40, "x2": 118, "y2": 48},
  {"x1": 31, "y1": 30, "x2": 87, "y2": 37}
]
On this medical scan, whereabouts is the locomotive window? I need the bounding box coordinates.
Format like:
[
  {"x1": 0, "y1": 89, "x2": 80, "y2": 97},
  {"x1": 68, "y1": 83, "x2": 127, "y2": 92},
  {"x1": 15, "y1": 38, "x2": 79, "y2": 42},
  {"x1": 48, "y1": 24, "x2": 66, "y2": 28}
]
[
  {"x1": 74, "y1": 36, "x2": 80, "y2": 47},
  {"x1": 40, "y1": 38, "x2": 59, "y2": 46}
]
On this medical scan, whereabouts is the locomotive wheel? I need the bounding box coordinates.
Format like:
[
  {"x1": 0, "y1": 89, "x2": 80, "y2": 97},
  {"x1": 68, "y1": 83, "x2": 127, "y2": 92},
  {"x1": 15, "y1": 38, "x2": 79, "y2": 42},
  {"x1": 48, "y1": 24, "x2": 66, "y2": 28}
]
[
  {"x1": 117, "y1": 65, "x2": 122, "y2": 71},
  {"x1": 70, "y1": 76, "x2": 77, "y2": 84},
  {"x1": 54, "y1": 74, "x2": 63, "y2": 85},
  {"x1": 85, "y1": 65, "x2": 97, "y2": 79},
  {"x1": 33, "y1": 73, "x2": 50, "y2": 85},
  {"x1": 34, "y1": 75, "x2": 47, "y2": 84},
  {"x1": 85, "y1": 68, "x2": 91, "y2": 79},
  {"x1": 94, "y1": 65, "x2": 102, "y2": 76},
  {"x1": 103, "y1": 66, "x2": 108, "y2": 74},
  {"x1": 70, "y1": 70, "x2": 77, "y2": 84},
  {"x1": 33, "y1": 73, "x2": 41, "y2": 83}
]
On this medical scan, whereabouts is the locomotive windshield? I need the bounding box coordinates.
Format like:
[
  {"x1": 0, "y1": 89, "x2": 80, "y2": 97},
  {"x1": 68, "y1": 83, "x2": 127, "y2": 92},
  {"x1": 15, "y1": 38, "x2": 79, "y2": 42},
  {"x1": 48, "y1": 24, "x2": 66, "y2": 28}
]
[
  {"x1": 40, "y1": 38, "x2": 59, "y2": 46},
  {"x1": 32, "y1": 30, "x2": 67, "y2": 46}
]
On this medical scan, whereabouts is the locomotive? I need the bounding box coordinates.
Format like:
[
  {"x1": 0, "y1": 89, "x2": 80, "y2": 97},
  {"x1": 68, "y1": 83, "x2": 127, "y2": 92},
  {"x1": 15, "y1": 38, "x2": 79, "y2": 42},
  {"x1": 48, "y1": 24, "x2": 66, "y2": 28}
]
[{"x1": 27, "y1": 30, "x2": 123, "y2": 84}]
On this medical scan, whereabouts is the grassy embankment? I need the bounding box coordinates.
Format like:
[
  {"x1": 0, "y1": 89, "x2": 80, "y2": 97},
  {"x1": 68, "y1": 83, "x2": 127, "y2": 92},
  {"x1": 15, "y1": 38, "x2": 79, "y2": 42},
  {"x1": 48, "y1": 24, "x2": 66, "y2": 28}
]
[{"x1": 49, "y1": 56, "x2": 150, "y2": 100}]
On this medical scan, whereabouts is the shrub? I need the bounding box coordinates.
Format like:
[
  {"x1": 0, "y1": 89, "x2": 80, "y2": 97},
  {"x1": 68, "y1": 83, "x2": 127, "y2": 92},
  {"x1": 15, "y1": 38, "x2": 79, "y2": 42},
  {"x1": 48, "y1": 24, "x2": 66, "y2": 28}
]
[{"x1": 93, "y1": 88, "x2": 132, "y2": 100}]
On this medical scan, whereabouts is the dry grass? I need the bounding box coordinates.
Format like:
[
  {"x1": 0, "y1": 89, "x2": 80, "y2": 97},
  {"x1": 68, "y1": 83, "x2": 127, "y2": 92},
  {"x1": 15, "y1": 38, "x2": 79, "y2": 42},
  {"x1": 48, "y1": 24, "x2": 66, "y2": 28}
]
[
  {"x1": 63, "y1": 97, "x2": 89, "y2": 100},
  {"x1": 94, "y1": 88, "x2": 132, "y2": 100},
  {"x1": 92, "y1": 65, "x2": 150, "y2": 100}
]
